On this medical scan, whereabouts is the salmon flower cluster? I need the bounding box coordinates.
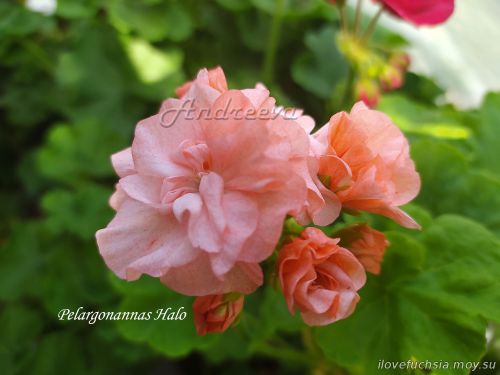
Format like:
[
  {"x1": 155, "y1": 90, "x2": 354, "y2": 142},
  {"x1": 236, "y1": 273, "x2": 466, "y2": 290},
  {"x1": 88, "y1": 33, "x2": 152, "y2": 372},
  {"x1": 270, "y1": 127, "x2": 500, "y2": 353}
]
[{"x1": 96, "y1": 67, "x2": 420, "y2": 335}]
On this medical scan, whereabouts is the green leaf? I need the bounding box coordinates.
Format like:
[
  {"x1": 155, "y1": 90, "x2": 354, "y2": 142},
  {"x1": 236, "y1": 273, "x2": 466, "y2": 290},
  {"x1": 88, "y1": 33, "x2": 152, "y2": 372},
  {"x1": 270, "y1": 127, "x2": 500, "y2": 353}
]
[
  {"x1": 292, "y1": 26, "x2": 348, "y2": 99},
  {"x1": 202, "y1": 329, "x2": 251, "y2": 363},
  {"x1": 56, "y1": 0, "x2": 98, "y2": 19},
  {"x1": 259, "y1": 286, "x2": 303, "y2": 333},
  {"x1": 123, "y1": 38, "x2": 183, "y2": 84},
  {"x1": 107, "y1": 0, "x2": 193, "y2": 42},
  {"x1": 113, "y1": 277, "x2": 217, "y2": 357},
  {"x1": 412, "y1": 139, "x2": 469, "y2": 209},
  {"x1": 378, "y1": 95, "x2": 472, "y2": 140},
  {"x1": 36, "y1": 122, "x2": 126, "y2": 184},
  {"x1": 40, "y1": 241, "x2": 115, "y2": 315},
  {"x1": 216, "y1": 0, "x2": 253, "y2": 12},
  {"x1": 53, "y1": 23, "x2": 146, "y2": 126},
  {"x1": 41, "y1": 183, "x2": 113, "y2": 239},
  {"x1": 0, "y1": 304, "x2": 43, "y2": 365},
  {"x1": 0, "y1": 345, "x2": 14, "y2": 375},
  {"x1": 406, "y1": 215, "x2": 500, "y2": 322},
  {"x1": 315, "y1": 215, "x2": 500, "y2": 374},
  {"x1": 164, "y1": 2, "x2": 194, "y2": 42},
  {"x1": 449, "y1": 171, "x2": 500, "y2": 234},
  {"x1": 412, "y1": 139, "x2": 500, "y2": 234},
  {"x1": 31, "y1": 332, "x2": 86, "y2": 375},
  {"x1": 0, "y1": 3, "x2": 54, "y2": 36},
  {"x1": 0, "y1": 223, "x2": 44, "y2": 301},
  {"x1": 250, "y1": 0, "x2": 333, "y2": 20},
  {"x1": 236, "y1": 10, "x2": 271, "y2": 52},
  {"x1": 474, "y1": 92, "x2": 500, "y2": 175}
]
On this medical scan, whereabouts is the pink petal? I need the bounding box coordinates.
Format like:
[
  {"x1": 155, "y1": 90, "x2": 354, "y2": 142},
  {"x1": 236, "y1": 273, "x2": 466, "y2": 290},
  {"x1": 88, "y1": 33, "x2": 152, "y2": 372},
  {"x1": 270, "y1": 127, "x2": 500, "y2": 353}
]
[
  {"x1": 96, "y1": 199, "x2": 198, "y2": 280},
  {"x1": 111, "y1": 147, "x2": 135, "y2": 177},
  {"x1": 210, "y1": 190, "x2": 259, "y2": 276},
  {"x1": 132, "y1": 112, "x2": 202, "y2": 177},
  {"x1": 379, "y1": 0, "x2": 454, "y2": 26},
  {"x1": 109, "y1": 184, "x2": 127, "y2": 210},
  {"x1": 120, "y1": 174, "x2": 164, "y2": 207},
  {"x1": 160, "y1": 255, "x2": 263, "y2": 296}
]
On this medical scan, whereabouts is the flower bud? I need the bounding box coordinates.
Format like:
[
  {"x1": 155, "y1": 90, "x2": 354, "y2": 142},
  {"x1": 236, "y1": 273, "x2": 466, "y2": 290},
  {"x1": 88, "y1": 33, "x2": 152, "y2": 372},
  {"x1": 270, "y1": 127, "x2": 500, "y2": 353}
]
[
  {"x1": 389, "y1": 52, "x2": 411, "y2": 71},
  {"x1": 337, "y1": 224, "x2": 389, "y2": 275},
  {"x1": 379, "y1": 65, "x2": 404, "y2": 91},
  {"x1": 193, "y1": 293, "x2": 244, "y2": 335},
  {"x1": 354, "y1": 79, "x2": 381, "y2": 108}
]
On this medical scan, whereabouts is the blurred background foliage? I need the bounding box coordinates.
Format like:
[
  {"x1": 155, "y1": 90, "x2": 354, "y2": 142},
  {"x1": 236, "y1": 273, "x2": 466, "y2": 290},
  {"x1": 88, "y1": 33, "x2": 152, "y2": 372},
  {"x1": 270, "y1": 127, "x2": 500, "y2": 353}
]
[{"x1": 0, "y1": 0, "x2": 499, "y2": 374}]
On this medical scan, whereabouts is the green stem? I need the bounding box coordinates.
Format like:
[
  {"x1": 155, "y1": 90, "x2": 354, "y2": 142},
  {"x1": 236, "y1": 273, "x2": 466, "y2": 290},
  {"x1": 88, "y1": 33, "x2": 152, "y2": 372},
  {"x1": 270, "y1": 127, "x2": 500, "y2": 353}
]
[
  {"x1": 353, "y1": 0, "x2": 363, "y2": 35},
  {"x1": 339, "y1": 65, "x2": 355, "y2": 110},
  {"x1": 302, "y1": 328, "x2": 340, "y2": 375},
  {"x1": 262, "y1": 0, "x2": 285, "y2": 84},
  {"x1": 254, "y1": 342, "x2": 313, "y2": 367},
  {"x1": 361, "y1": 6, "x2": 383, "y2": 43},
  {"x1": 338, "y1": 3, "x2": 349, "y2": 32}
]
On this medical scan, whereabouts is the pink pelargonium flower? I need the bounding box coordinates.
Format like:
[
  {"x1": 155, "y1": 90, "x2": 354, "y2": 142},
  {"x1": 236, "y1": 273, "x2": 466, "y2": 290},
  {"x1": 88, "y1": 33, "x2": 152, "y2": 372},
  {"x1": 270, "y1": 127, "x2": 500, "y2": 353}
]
[
  {"x1": 312, "y1": 102, "x2": 421, "y2": 229},
  {"x1": 178, "y1": 67, "x2": 341, "y2": 228},
  {"x1": 277, "y1": 227, "x2": 366, "y2": 326},
  {"x1": 376, "y1": 0, "x2": 454, "y2": 26},
  {"x1": 175, "y1": 66, "x2": 227, "y2": 98},
  {"x1": 278, "y1": 99, "x2": 341, "y2": 228},
  {"x1": 96, "y1": 68, "x2": 311, "y2": 296}
]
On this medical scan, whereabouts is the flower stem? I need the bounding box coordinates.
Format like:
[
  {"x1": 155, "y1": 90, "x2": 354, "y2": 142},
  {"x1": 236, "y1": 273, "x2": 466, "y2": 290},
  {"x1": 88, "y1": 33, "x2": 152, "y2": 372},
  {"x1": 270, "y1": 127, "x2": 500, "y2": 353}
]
[
  {"x1": 353, "y1": 0, "x2": 363, "y2": 35},
  {"x1": 263, "y1": 0, "x2": 285, "y2": 84},
  {"x1": 361, "y1": 6, "x2": 383, "y2": 43},
  {"x1": 302, "y1": 327, "x2": 337, "y2": 375},
  {"x1": 338, "y1": 3, "x2": 349, "y2": 32},
  {"x1": 339, "y1": 65, "x2": 355, "y2": 110},
  {"x1": 254, "y1": 341, "x2": 313, "y2": 367}
]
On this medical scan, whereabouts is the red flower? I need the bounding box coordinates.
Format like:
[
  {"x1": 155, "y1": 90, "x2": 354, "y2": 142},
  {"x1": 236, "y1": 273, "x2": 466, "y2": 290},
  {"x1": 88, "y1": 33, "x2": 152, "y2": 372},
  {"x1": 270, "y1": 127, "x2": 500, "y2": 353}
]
[
  {"x1": 377, "y1": 0, "x2": 454, "y2": 26},
  {"x1": 354, "y1": 80, "x2": 381, "y2": 108}
]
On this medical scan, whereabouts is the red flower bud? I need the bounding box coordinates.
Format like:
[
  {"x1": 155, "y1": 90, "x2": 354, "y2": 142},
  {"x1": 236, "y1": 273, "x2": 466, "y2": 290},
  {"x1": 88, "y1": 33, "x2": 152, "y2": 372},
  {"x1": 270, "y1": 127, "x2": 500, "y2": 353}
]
[
  {"x1": 389, "y1": 52, "x2": 411, "y2": 71},
  {"x1": 355, "y1": 79, "x2": 381, "y2": 108},
  {"x1": 380, "y1": 65, "x2": 404, "y2": 91},
  {"x1": 337, "y1": 224, "x2": 389, "y2": 275},
  {"x1": 193, "y1": 293, "x2": 244, "y2": 335}
]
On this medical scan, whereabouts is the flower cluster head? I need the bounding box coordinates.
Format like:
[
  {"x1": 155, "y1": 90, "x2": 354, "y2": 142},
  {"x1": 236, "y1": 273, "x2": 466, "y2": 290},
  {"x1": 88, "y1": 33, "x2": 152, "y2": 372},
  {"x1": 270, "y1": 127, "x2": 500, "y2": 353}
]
[
  {"x1": 352, "y1": 52, "x2": 410, "y2": 108},
  {"x1": 331, "y1": 0, "x2": 454, "y2": 108},
  {"x1": 337, "y1": 34, "x2": 412, "y2": 108},
  {"x1": 96, "y1": 67, "x2": 420, "y2": 334}
]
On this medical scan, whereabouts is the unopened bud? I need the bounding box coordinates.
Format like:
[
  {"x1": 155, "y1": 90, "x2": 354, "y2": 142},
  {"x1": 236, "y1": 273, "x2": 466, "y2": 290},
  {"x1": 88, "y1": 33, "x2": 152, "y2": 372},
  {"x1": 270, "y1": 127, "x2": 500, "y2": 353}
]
[
  {"x1": 355, "y1": 79, "x2": 381, "y2": 108},
  {"x1": 389, "y1": 52, "x2": 411, "y2": 71},
  {"x1": 379, "y1": 65, "x2": 403, "y2": 91}
]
